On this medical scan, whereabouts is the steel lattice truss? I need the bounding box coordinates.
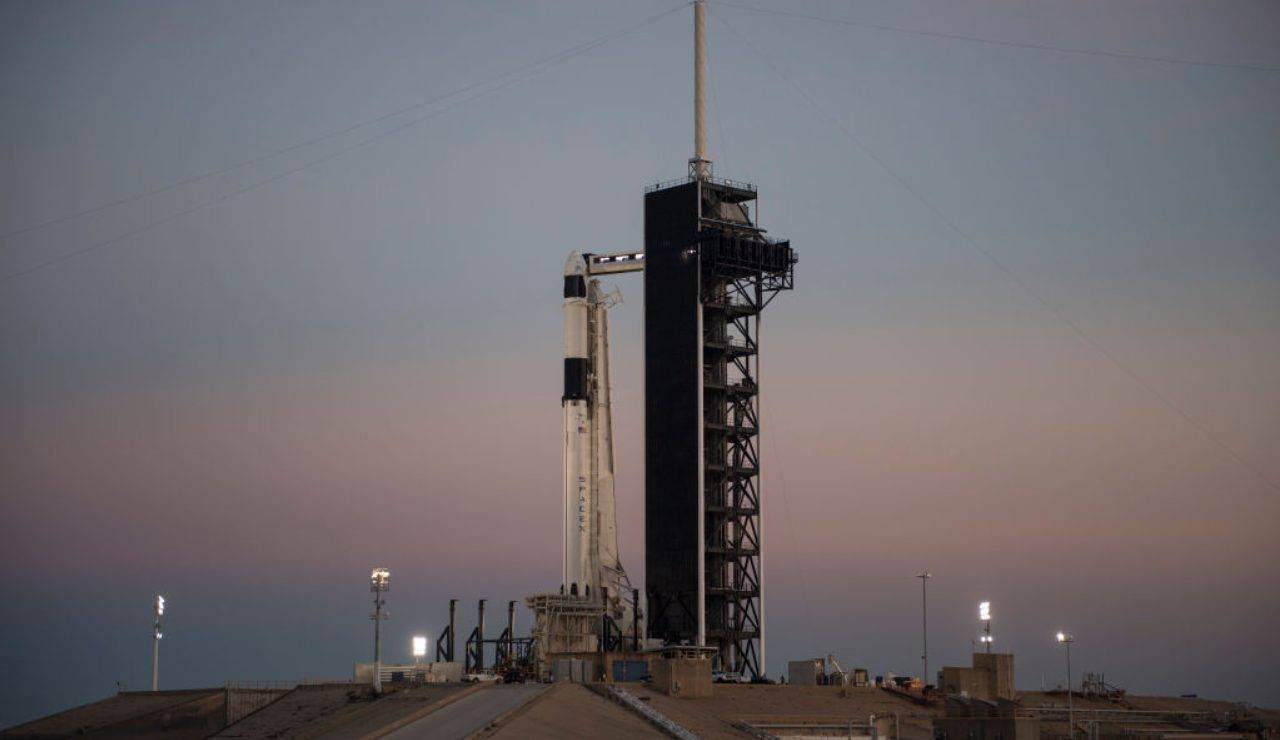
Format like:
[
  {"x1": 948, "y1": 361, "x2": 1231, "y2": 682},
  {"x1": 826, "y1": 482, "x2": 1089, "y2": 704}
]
[{"x1": 700, "y1": 235, "x2": 793, "y2": 678}]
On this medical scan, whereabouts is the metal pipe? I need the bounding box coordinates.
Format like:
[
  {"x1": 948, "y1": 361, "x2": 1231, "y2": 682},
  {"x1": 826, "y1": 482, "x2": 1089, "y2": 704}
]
[
  {"x1": 695, "y1": 259, "x2": 706, "y2": 649},
  {"x1": 477, "y1": 599, "x2": 486, "y2": 671},
  {"x1": 917, "y1": 572, "x2": 931, "y2": 687},
  {"x1": 437, "y1": 598, "x2": 457, "y2": 662},
  {"x1": 151, "y1": 595, "x2": 163, "y2": 691},
  {"x1": 632, "y1": 588, "x2": 641, "y2": 652},
  {"x1": 507, "y1": 600, "x2": 516, "y2": 665},
  {"x1": 1066, "y1": 640, "x2": 1074, "y2": 738},
  {"x1": 448, "y1": 598, "x2": 456, "y2": 661},
  {"x1": 373, "y1": 597, "x2": 383, "y2": 693},
  {"x1": 151, "y1": 635, "x2": 159, "y2": 691}
]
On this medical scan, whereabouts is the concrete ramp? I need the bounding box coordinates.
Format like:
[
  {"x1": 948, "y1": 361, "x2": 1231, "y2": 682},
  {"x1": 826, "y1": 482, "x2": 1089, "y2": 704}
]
[
  {"x1": 215, "y1": 683, "x2": 467, "y2": 739},
  {"x1": 486, "y1": 683, "x2": 663, "y2": 739},
  {"x1": 381, "y1": 684, "x2": 546, "y2": 740}
]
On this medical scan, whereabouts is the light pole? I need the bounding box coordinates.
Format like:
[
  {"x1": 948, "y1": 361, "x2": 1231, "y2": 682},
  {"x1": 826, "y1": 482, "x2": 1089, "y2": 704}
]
[
  {"x1": 151, "y1": 595, "x2": 165, "y2": 691},
  {"x1": 916, "y1": 572, "x2": 931, "y2": 687},
  {"x1": 979, "y1": 601, "x2": 993, "y2": 653},
  {"x1": 370, "y1": 568, "x2": 390, "y2": 693},
  {"x1": 1057, "y1": 631, "x2": 1075, "y2": 738}
]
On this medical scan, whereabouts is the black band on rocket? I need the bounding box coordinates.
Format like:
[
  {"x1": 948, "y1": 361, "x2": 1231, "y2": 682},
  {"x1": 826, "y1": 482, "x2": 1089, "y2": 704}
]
[
  {"x1": 564, "y1": 275, "x2": 587, "y2": 298},
  {"x1": 563, "y1": 357, "x2": 589, "y2": 401}
]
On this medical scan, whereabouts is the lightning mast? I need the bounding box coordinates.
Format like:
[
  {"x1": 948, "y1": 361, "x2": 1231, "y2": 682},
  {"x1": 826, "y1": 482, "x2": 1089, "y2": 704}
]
[{"x1": 690, "y1": 0, "x2": 710, "y2": 181}]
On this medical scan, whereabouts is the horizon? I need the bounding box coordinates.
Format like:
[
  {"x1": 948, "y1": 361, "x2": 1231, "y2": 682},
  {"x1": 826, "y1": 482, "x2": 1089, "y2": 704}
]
[{"x1": 2, "y1": 0, "x2": 1278, "y2": 728}]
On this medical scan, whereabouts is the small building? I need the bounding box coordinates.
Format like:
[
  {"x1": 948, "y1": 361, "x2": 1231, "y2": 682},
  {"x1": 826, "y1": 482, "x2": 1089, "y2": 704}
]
[
  {"x1": 650, "y1": 646, "x2": 717, "y2": 698},
  {"x1": 788, "y1": 658, "x2": 824, "y2": 686},
  {"x1": 544, "y1": 650, "x2": 650, "y2": 684},
  {"x1": 940, "y1": 653, "x2": 1015, "y2": 701}
]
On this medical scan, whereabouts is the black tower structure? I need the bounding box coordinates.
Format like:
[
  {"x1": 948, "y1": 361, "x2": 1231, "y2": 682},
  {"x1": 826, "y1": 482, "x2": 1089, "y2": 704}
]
[{"x1": 644, "y1": 174, "x2": 795, "y2": 678}]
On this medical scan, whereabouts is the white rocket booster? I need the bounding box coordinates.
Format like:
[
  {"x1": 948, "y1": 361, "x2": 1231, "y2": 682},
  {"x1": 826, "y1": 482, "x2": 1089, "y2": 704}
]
[
  {"x1": 562, "y1": 253, "x2": 593, "y2": 595},
  {"x1": 562, "y1": 251, "x2": 642, "y2": 628}
]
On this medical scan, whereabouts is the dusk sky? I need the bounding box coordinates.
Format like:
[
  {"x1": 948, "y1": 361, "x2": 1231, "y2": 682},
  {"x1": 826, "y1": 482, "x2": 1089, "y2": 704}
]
[{"x1": 2, "y1": 0, "x2": 1278, "y2": 728}]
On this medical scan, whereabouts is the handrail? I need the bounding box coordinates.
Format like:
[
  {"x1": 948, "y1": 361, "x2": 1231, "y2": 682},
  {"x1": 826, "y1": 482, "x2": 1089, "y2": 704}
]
[{"x1": 645, "y1": 174, "x2": 757, "y2": 194}]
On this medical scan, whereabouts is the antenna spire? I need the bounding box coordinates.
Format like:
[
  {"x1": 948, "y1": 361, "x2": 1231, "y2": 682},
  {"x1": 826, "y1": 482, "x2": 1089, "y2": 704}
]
[{"x1": 690, "y1": 1, "x2": 711, "y2": 180}]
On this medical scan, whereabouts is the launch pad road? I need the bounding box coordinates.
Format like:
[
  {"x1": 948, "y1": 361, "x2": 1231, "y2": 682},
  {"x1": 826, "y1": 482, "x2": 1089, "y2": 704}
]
[{"x1": 380, "y1": 684, "x2": 546, "y2": 740}]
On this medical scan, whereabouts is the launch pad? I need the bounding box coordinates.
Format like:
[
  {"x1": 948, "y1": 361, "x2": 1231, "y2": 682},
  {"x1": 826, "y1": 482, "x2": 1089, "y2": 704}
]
[
  {"x1": 525, "y1": 176, "x2": 794, "y2": 681},
  {"x1": 524, "y1": 1, "x2": 796, "y2": 681}
]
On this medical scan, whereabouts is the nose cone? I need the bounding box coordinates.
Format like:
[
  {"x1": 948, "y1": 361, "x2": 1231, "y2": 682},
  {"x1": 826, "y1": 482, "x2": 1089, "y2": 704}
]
[{"x1": 564, "y1": 251, "x2": 587, "y2": 276}]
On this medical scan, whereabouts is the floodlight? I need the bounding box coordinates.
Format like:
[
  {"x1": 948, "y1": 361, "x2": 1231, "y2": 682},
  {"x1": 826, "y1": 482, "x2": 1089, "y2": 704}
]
[
  {"x1": 1056, "y1": 631, "x2": 1073, "y2": 643},
  {"x1": 979, "y1": 601, "x2": 990, "y2": 621},
  {"x1": 156, "y1": 595, "x2": 166, "y2": 616},
  {"x1": 412, "y1": 635, "x2": 428, "y2": 657},
  {"x1": 370, "y1": 568, "x2": 390, "y2": 592}
]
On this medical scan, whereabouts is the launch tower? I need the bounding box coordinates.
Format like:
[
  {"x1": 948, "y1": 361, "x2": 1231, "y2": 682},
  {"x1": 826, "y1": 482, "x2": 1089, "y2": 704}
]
[
  {"x1": 644, "y1": 173, "x2": 794, "y2": 679},
  {"x1": 644, "y1": 0, "x2": 796, "y2": 681}
]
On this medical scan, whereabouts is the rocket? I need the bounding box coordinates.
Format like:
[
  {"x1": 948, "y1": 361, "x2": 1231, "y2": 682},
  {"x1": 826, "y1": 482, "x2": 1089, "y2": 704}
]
[
  {"x1": 562, "y1": 253, "x2": 593, "y2": 596},
  {"x1": 561, "y1": 250, "x2": 643, "y2": 627}
]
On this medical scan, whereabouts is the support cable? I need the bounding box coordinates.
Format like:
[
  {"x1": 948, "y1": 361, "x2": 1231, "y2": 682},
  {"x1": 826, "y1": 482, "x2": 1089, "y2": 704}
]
[
  {"x1": 762, "y1": 403, "x2": 821, "y2": 662},
  {"x1": 712, "y1": 1, "x2": 1280, "y2": 74},
  {"x1": 711, "y1": 7, "x2": 1280, "y2": 496},
  {"x1": 0, "y1": 3, "x2": 689, "y2": 263}
]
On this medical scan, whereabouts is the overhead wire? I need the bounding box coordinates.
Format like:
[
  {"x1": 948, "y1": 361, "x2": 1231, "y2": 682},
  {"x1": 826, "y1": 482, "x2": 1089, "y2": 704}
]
[
  {"x1": 711, "y1": 0, "x2": 1280, "y2": 73},
  {"x1": 1, "y1": 4, "x2": 690, "y2": 245},
  {"x1": 9, "y1": 1, "x2": 1267, "y2": 256},
  {"x1": 0, "y1": 3, "x2": 689, "y2": 284},
  {"x1": 0, "y1": 50, "x2": 573, "y2": 246},
  {"x1": 762, "y1": 403, "x2": 821, "y2": 660},
  {"x1": 710, "y1": 6, "x2": 1280, "y2": 496},
  {"x1": 14, "y1": 1, "x2": 1265, "y2": 250}
]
